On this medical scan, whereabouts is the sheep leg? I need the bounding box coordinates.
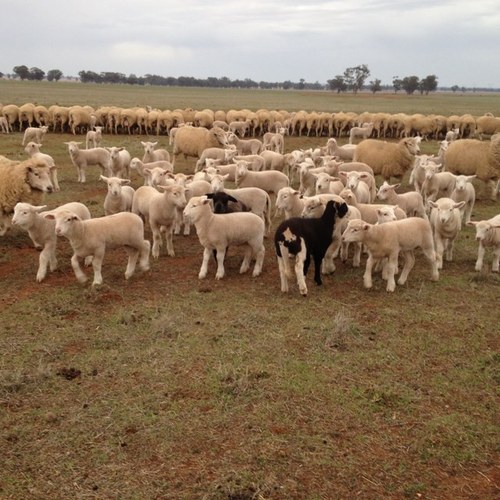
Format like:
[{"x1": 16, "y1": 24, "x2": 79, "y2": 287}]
[
  {"x1": 71, "y1": 254, "x2": 88, "y2": 283},
  {"x1": 139, "y1": 240, "x2": 151, "y2": 271},
  {"x1": 486, "y1": 180, "x2": 498, "y2": 201},
  {"x1": 199, "y1": 247, "x2": 212, "y2": 279},
  {"x1": 252, "y1": 244, "x2": 265, "y2": 277},
  {"x1": 51, "y1": 169, "x2": 60, "y2": 192},
  {"x1": 124, "y1": 246, "x2": 139, "y2": 280},
  {"x1": 151, "y1": 224, "x2": 163, "y2": 259},
  {"x1": 492, "y1": 248, "x2": 500, "y2": 272},
  {"x1": 215, "y1": 247, "x2": 227, "y2": 280},
  {"x1": 321, "y1": 243, "x2": 336, "y2": 274},
  {"x1": 363, "y1": 254, "x2": 375, "y2": 289},
  {"x1": 397, "y1": 251, "x2": 414, "y2": 288},
  {"x1": 91, "y1": 249, "x2": 105, "y2": 285},
  {"x1": 475, "y1": 243, "x2": 485, "y2": 272},
  {"x1": 164, "y1": 227, "x2": 175, "y2": 257},
  {"x1": 421, "y1": 246, "x2": 440, "y2": 280},
  {"x1": 277, "y1": 256, "x2": 289, "y2": 292},
  {"x1": 239, "y1": 246, "x2": 252, "y2": 274},
  {"x1": 295, "y1": 252, "x2": 308, "y2": 297},
  {"x1": 37, "y1": 247, "x2": 54, "y2": 282},
  {"x1": 445, "y1": 238, "x2": 455, "y2": 262},
  {"x1": 352, "y1": 242, "x2": 362, "y2": 268},
  {"x1": 313, "y1": 254, "x2": 324, "y2": 286},
  {"x1": 434, "y1": 237, "x2": 445, "y2": 270}
]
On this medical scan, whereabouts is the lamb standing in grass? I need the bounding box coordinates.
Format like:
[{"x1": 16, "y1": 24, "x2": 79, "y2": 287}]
[
  {"x1": 12, "y1": 202, "x2": 91, "y2": 282},
  {"x1": 100, "y1": 175, "x2": 135, "y2": 215},
  {"x1": 274, "y1": 200, "x2": 348, "y2": 296},
  {"x1": 342, "y1": 218, "x2": 439, "y2": 292},
  {"x1": 22, "y1": 126, "x2": 48, "y2": 146},
  {"x1": 65, "y1": 141, "x2": 111, "y2": 183},
  {"x1": 428, "y1": 198, "x2": 466, "y2": 269},
  {"x1": 106, "y1": 146, "x2": 132, "y2": 178},
  {"x1": 467, "y1": 214, "x2": 500, "y2": 272},
  {"x1": 376, "y1": 181, "x2": 427, "y2": 218},
  {"x1": 183, "y1": 195, "x2": 265, "y2": 280},
  {"x1": 45, "y1": 211, "x2": 150, "y2": 286},
  {"x1": 450, "y1": 175, "x2": 476, "y2": 223},
  {"x1": 86, "y1": 126, "x2": 103, "y2": 149}
]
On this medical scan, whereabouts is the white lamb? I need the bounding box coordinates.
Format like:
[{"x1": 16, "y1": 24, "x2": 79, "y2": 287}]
[
  {"x1": 12, "y1": 201, "x2": 91, "y2": 282},
  {"x1": 141, "y1": 141, "x2": 171, "y2": 163},
  {"x1": 275, "y1": 187, "x2": 304, "y2": 219},
  {"x1": 450, "y1": 175, "x2": 476, "y2": 223},
  {"x1": 422, "y1": 164, "x2": 457, "y2": 204},
  {"x1": 428, "y1": 198, "x2": 465, "y2": 269},
  {"x1": 338, "y1": 170, "x2": 376, "y2": 203},
  {"x1": 183, "y1": 195, "x2": 265, "y2": 280},
  {"x1": 24, "y1": 142, "x2": 60, "y2": 191},
  {"x1": 106, "y1": 146, "x2": 132, "y2": 178},
  {"x1": 467, "y1": 214, "x2": 500, "y2": 272},
  {"x1": 130, "y1": 158, "x2": 173, "y2": 185},
  {"x1": 314, "y1": 172, "x2": 345, "y2": 196},
  {"x1": 349, "y1": 123, "x2": 374, "y2": 144},
  {"x1": 148, "y1": 184, "x2": 188, "y2": 258},
  {"x1": 44, "y1": 210, "x2": 150, "y2": 285},
  {"x1": 64, "y1": 141, "x2": 111, "y2": 183},
  {"x1": 234, "y1": 161, "x2": 289, "y2": 194},
  {"x1": 22, "y1": 126, "x2": 48, "y2": 146},
  {"x1": 100, "y1": 175, "x2": 135, "y2": 215},
  {"x1": 86, "y1": 126, "x2": 103, "y2": 149},
  {"x1": 342, "y1": 218, "x2": 439, "y2": 292},
  {"x1": 376, "y1": 181, "x2": 427, "y2": 218}
]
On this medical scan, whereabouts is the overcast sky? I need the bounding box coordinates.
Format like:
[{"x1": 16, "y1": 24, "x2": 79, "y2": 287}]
[{"x1": 3, "y1": 0, "x2": 499, "y2": 88}]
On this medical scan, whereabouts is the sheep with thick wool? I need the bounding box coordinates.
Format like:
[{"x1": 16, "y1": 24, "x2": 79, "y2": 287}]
[
  {"x1": 45, "y1": 210, "x2": 150, "y2": 286},
  {"x1": 24, "y1": 142, "x2": 60, "y2": 191},
  {"x1": 12, "y1": 201, "x2": 91, "y2": 282},
  {"x1": 444, "y1": 136, "x2": 500, "y2": 200},
  {"x1": 183, "y1": 195, "x2": 265, "y2": 280},
  {"x1": 0, "y1": 158, "x2": 54, "y2": 235},
  {"x1": 342, "y1": 217, "x2": 439, "y2": 292},
  {"x1": 353, "y1": 137, "x2": 420, "y2": 181},
  {"x1": 172, "y1": 126, "x2": 228, "y2": 165},
  {"x1": 467, "y1": 214, "x2": 500, "y2": 272}
]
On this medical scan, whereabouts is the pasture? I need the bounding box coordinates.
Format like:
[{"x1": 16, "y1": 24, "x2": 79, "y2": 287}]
[{"x1": 0, "y1": 83, "x2": 499, "y2": 499}]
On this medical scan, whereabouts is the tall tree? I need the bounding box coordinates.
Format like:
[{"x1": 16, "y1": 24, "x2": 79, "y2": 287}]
[
  {"x1": 327, "y1": 75, "x2": 347, "y2": 93},
  {"x1": 369, "y1": 79, "x2": 382, "y2": 94},
  {"x1": 47, "y1": 69, "x2": 63, "y2": 81},
  {"x1": 29, "y1": 67, "x2": 45, "y2": 81},
  {"x1": 343, "y1": 64, "x2": 370, "y2": 93},
  {"x1": 420, "y1": 74, "x2": 438, "y2": 95},
  {"x1": 401, "y1": 76, "x2": 420, "y2": 95},
  {"x1": 392, "y1": 76, "x2": 403, "y2": 93},
  {"x1": 13, "y1": 65, "x2": 30, "y2": 80}
]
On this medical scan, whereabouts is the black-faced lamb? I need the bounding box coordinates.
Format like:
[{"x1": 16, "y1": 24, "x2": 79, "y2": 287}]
[
  {"x1": 274, "y1": 199, "x2": 349, "y2": 296},
  {"x1": 183, "y1": 195, "x2": 265, "y2": 280},
  {"x1": 44, "y1": 211, "x2": 150, "y2": 286}
]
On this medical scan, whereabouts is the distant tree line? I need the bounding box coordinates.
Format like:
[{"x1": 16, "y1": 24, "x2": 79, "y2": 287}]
[{"x1": 3, "y1": 63, "x2": 484, "y2": 94}]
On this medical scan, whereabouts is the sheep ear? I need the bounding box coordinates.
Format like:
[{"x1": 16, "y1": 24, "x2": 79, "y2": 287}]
[
  {"x1": 363, "y1": 223, "x2": 370, "y2": 231},
  {"x1": 34, "y1": 205, "x2": 48, "y2": 213},
  {"x1": 205, "y1": 193, "x2": 215, "y2": 199},
  {"x1": 100, "y1": 175, "x2": 109, "y2": 181},
  {"x1": 394, "y1": 183, "x2": 401, "y2": 189},
  {"x1": 428, "y1": 201, "x2": 438, "y2": 208},
  {"x1": 466, "y1": 221, "x2": 477, "y2": 226},
  {"x1": 227, "y1": 194, "x2": 239, "y2": 203},
  {"x1": 120, "y1": 179, "x2": 131, "y2": 185},
  {"x1": 454, "y1": 201, "x2": 466, "y2": 210},
  {"x1": 202, "y1": 197, "x2": 211, "y2": 205},
  {"x1": 140, "y1": 141, "x2": 147, "y2": 147},
  {"x1": 43, "y1": 213, "x2": 56, "y2": 220}
]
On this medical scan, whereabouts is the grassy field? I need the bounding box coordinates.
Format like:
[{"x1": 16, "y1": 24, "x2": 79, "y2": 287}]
[{"x1": 0, "y1": 82, "x2": 499, "y2": 499}]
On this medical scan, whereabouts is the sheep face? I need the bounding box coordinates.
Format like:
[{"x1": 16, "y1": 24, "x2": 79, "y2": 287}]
[
  {"x1": 183, "y1": 195, "x2": 209, "y2": 223},
  {"x1": 376, "y1": 206, "x2": 398, "y2": 224},
  {"x1": 46, "y1": 210, "x2": 81, "y2": 237},
  {"x1": 301, "y1": 199, "x2": 323, "y2": 219},
  {"x1": 429, "y1": 199, "x2": 465, "y2": 224},
  {"x1": 12, "y1": 203, "x2": 47, "y2": 229},
  {"x1": 101, "y1": 175, "x2": 130, "y2": 196},
  {"x1": 467, "y1": 220, "x2": 500, "y2": 243},
  {"x1": 403, "y1": 137, "x2": 421, "y2": 155},
  {"x1": 342, "y1": 219, "x2": 369, "y2": 243},
  {"x1": 377, "y1": 181, "x2": 399, "y2": 200},
  {"x1": 27, "y1": 166, "x2": 54, "y2": 193},
  {"x1": 275, "y1": 188, "x2": 299, "y2": 211},
  {"x1": 454, "y1": 175, "x2": 476, "y2": 191}
]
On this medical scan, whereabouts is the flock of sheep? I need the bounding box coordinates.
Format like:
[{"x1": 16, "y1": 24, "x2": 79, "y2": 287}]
[{"x1": 1, "y1": 103, "x2": 499, "y2": 295}]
